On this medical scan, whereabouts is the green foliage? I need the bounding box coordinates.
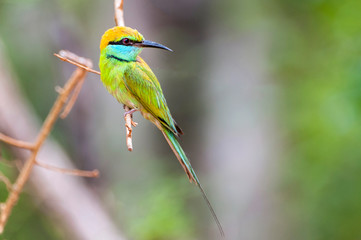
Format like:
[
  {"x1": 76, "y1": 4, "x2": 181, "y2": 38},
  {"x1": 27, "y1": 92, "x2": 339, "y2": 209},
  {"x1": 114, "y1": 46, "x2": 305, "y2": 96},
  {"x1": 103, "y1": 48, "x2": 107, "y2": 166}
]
[
  {"x1": 0, "y1": 193, "x2": 63, "y2": 240},
  {"x1": 113, "y1": 155, "x2": 196, "y2": 240},
  {"x1": 127, "y1": 178, "x2": 194, "y2": 240},
  {"x1": 273, "y1": 0, "x2": 361, "y2": 239}
]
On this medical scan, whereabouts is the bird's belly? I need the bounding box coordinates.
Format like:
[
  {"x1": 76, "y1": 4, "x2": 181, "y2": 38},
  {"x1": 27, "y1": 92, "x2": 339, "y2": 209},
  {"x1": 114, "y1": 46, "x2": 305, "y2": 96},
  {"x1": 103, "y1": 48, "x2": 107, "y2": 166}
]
[
  {"x1": 100, "y1": 63, "x2": 140, "y2": 109},
  {"x1": 106, "y1": 84, "x2": 139, "y2": 109}
]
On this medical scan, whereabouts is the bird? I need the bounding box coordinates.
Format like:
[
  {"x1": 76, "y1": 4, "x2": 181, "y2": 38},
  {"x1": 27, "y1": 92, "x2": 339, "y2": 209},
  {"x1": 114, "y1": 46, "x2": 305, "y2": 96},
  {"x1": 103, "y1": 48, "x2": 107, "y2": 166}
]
[{"x1": 99, "y1": 26, "x2": 224, "y2": 237}]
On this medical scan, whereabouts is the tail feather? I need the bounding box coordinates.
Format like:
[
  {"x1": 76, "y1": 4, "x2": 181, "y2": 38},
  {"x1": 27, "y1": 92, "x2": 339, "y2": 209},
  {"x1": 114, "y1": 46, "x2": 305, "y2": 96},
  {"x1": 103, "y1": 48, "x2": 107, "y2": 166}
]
[
  {"x1": 162, "y1": 128, "x2": 225, "y2": 238},
  {"x1": 161, "y1": 129, "x2": 195, "y2": 183}
]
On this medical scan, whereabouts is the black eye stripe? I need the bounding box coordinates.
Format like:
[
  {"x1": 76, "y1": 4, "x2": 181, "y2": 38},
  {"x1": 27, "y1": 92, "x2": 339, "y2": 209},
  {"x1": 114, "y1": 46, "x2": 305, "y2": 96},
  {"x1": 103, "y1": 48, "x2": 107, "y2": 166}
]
[{"x1": 108, "y1": 39, "x2": 142, "y2": 46}]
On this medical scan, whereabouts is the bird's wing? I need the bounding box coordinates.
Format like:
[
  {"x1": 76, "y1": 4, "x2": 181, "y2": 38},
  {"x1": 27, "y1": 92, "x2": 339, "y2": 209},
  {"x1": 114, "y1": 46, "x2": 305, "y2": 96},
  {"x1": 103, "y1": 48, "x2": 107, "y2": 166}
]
[
  {"x1": 123, "y1": 58, "x2": 180, "y2": 135},
  {"x1": 136, "y1": 57, "x2": 163, "y2": 93}
]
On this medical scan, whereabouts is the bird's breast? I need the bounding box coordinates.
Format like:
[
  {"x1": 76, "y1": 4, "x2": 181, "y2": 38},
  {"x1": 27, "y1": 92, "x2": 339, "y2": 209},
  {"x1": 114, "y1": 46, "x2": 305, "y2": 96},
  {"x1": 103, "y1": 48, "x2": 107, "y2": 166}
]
[{"x1": 99, "y1": 54, "x2": 139, "y2": 109}]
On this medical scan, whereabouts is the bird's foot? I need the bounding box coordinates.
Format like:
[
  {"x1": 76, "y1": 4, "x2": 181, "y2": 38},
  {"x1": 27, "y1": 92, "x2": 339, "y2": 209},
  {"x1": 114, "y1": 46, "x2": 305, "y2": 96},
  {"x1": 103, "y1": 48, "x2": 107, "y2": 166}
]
[
  {"x1": 123, "y1": 107, "x2": 138, "y2": 127},
  {"x1": 131, "y1": 120, "x2": 138, "y2": 127}
]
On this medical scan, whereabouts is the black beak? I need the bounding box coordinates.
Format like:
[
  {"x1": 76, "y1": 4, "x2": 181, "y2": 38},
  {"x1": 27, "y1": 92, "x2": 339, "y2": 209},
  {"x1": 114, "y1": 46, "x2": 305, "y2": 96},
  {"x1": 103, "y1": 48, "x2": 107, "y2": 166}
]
[{"x1": 135, "y1": 40, "x2": 173, "y2": 52}]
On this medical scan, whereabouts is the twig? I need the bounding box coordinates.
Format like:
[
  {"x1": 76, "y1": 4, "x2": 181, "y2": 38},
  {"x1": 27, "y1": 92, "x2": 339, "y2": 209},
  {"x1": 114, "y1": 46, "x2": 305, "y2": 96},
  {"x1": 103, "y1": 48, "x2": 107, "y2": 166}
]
[
  {"x1": 114, "y1": 0, "x2": 125, "y2": 27},
  {"x1": 60, "y1": 76, "x2": 85, "y2": 119},
  {"x1": 0, "y1": 67, "x2": 89, "y2": 233},
  {"x1": 35, "y1": 161, "x2": 99, "y2": 178},
  {"x1": 56, "y1": 50, "x2": 94, "y2": 119},
  {"x1": 0, "y1": 46, "x2": 127, "y2": 239},
  {"x1": 0, "y1": 133, "x2": 34, "y2": 150},
  {"x1": 124, "y1": 106, "x2": 137, "y2": 151},
  {"x1": 114, "y1": 0, "x2": 136, "y2": 151},
  {"x1": 54, "y1": 53, "x2": 100, "y2": 75},
  {"x1": 59, "y1": 50, "x2": 93, "y2": 68}
]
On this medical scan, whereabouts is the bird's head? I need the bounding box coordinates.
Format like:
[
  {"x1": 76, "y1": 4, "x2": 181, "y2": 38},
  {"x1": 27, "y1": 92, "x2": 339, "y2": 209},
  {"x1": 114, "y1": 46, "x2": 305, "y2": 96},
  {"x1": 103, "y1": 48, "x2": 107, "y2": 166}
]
[{"x1": 100, "y1": 26, "x2": 172, "y2": 62}]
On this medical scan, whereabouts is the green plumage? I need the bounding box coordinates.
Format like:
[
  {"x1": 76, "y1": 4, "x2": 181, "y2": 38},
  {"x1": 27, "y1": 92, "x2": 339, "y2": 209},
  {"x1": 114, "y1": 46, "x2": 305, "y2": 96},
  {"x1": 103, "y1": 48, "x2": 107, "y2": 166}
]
[
  {"x1": 100, "y1": 50, "x2": 196, "y2": 182},
  {"x1": 99, "y1": 26, "x2": 224, "y2": 237}
]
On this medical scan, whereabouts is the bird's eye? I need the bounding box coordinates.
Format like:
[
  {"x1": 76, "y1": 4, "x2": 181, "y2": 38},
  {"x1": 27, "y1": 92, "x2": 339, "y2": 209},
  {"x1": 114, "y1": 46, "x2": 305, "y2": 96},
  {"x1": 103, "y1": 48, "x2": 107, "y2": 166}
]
[{"x1": 122, "y1": 38, "x2": 130, "y2": 45}]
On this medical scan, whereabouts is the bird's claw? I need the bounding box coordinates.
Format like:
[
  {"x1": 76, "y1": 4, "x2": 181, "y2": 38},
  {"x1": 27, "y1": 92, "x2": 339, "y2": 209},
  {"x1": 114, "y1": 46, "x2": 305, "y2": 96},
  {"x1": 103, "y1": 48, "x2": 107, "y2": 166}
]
[{"x1": 131, "y1": 120, "x2": 138, "y2": 127}]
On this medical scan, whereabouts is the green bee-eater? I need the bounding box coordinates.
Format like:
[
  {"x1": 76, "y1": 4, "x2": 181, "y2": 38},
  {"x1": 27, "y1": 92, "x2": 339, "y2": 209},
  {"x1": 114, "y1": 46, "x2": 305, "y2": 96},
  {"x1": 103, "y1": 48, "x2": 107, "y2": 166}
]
[{"x1": 99, "y1": 26, "x2": 224, "y2": 236}]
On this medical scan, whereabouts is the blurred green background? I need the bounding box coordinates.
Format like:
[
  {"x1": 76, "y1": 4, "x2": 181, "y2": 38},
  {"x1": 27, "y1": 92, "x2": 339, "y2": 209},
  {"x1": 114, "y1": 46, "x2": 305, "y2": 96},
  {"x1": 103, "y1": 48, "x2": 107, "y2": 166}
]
[{"x1": 1, "y1": 0, "x2": 361, "y2": 239}]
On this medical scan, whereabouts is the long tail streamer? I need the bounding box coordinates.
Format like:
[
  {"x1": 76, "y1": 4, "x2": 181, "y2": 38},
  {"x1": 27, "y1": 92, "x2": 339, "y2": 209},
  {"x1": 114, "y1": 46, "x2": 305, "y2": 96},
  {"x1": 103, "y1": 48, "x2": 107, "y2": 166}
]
[{"x1": 162, "y1": 129, "x2": 225, "y2": 238}]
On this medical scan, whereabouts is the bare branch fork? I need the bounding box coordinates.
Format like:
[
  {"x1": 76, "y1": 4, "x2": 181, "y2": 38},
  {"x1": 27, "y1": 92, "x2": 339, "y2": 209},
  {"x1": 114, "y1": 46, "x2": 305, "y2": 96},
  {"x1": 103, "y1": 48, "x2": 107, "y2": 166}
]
[
  {"x1": 0, "y1": 0, "x2": 134, "y2": 234},
  {"x1": 0, "y1": 55, "x2": 99, "y2": 233}
]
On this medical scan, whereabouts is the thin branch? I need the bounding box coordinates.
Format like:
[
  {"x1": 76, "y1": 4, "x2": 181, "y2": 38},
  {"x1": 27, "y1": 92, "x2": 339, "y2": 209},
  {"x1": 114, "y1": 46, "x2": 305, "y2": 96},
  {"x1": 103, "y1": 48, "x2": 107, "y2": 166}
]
[
  {"x1": 0, "y1": 47, "x2": 127, "y2": 239},
  {"x1": 35, "y1": 161, "x2": 99, "y2": 178},
  {"x1": 0, "y1": 67, "x2": 89, "y2": 233},
  {"x1": 124, "y1": 106, "x2": 137, "y2": 151},
  {"x1": 54, "y1": 53, "x2": 100, "y2": 75},
  {"x1": 59, "y1": 50, "x2": 93, "y2": 68},
  {"x1": 56, "y1": 50, "x2": 93, "y2": 118},
  {"x1": 114, "y1": 0, "x2": 125, "y2": 27},
  {"x1": 0, "y1": 133, "x2": 34, "y2": 150},
  {"x1": 60, "y1": 74, "x2": 85, "y2": 119},
  {"x1": 114, "y1": 0, "x2": 136, "y2": 151}
]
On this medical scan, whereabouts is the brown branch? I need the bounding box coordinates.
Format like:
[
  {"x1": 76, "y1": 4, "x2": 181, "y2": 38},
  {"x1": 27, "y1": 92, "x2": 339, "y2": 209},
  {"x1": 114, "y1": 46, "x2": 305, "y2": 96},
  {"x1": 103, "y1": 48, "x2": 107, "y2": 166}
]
[
  {"x1": 0, "y1": 133, "x2": 34, "y2": 150},
  {"x1": 59, "y1": 50, "x2": 93, "y2": 68},
  {"x1": 35, "y1": 161, "x2": 99, "y2": 178},
  {"x1": 60, "y1": 75, "x2": 85, "y2": 119},
  {"x1": 114, "y1": 0, "x2": 136, "y2": 151},
  {"x1": 0, "y1": 51, "x2": 106, "y2": 233},
  {"x1": 55, "y1": 50, "x2": 95, "y2": 118},
  {"x1": 124, "y1": 106, "x2": 138, "y2": 151},
  {"x1": 0, "y1": 48, "x2": 126, "y2": 238},
  {"x1": 114, "y1": 0, "x2": 125, "y2": 27},
  {"x1": 54, "y1": 52, "x2": 100, "y2": 75},
  {"x1": 0, "y1": 66, "x2": 90, "y2": 233}
]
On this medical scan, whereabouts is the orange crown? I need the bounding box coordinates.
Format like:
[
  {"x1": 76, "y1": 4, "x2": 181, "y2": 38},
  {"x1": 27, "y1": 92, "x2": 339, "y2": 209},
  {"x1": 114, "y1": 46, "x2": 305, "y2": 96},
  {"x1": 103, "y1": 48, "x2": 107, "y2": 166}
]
[{"x1": 100, "y1": 26, "x2": 144, "y2": 51}]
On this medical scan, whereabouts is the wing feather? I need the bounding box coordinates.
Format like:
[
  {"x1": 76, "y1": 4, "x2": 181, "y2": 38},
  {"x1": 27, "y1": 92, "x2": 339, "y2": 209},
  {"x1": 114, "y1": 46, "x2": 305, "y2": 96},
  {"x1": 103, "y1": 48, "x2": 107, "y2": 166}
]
[{"x1": 123, "y1": 57, "x2": 181, "y2": 135}]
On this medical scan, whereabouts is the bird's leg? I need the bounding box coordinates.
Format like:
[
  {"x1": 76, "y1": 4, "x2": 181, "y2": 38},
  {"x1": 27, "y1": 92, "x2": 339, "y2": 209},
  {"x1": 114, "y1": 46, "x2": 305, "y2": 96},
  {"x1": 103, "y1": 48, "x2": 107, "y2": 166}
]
[
  {"x1": 123, "y1": 105, "x2": 138, "y2": 127},
  {"x1": 123, "y1": 108, "x2": 138, "y2": 116}
]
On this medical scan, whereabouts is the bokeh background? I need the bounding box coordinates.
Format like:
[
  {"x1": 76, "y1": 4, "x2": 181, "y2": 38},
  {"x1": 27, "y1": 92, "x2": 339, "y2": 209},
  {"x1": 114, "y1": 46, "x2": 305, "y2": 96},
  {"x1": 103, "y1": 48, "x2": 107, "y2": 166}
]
[{"x1": 1, "y1": 0, "x2": 361, "y2": 239}]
